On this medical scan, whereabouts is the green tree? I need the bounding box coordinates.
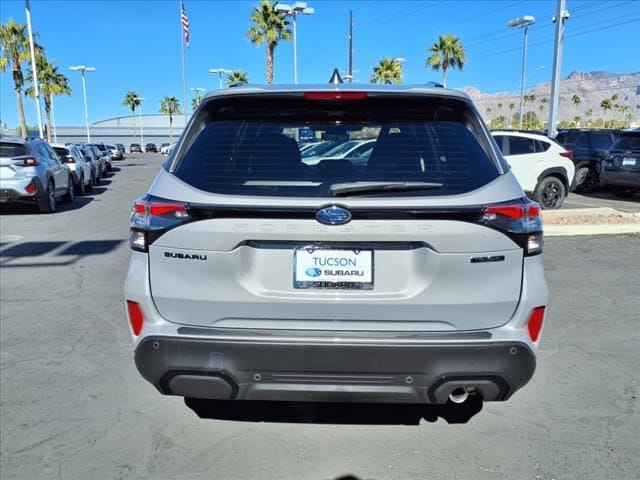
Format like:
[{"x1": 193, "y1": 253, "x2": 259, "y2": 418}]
[
  {"x1": 370, "y1": 57, "x2": 404, "y2": 84},
  {"x1": 425, "y1": 33, "x2": 465, "y2": 87},
  {"x1": 246, "y1": 0, "x2": 292, "y2": 84},
  {"x1": 122, "y1": 91, "x2": 141, "y2": 139},
  {"x1": 489, "y1": 115, "x2": 506, "y2": 129},
  {"x1": 0, "y1": 19, "x2": 33, "y2": 137},
  {"x1": 159, "y1": 95, "x2": 181, "y2": 142},
  {"x1": 571, "y1": 94, "x2": 581, "y2": 117},
  {"x1": 600, "y1": 98, "x2": 613, "y2": 127},
  {"x1": 523, "y1": 110, "x2": 540, "y2": 130},
  {"x1": 25, "y1": 51, "x2": 71, "y2": 143},
  {"x1": 225, "y1": 70, "x2": 249, "y2": 86},
  {"x1": 585, "y1": 108, "x2": 593, "y2": 127},
  {"x1": 191, "y1": 94, "x2": 203, "y2": 112}
]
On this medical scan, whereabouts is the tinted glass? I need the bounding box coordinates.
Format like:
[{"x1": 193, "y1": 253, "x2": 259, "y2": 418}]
[
  {"x1": 534, "y1": 140, "x2": 550, "y2": 152},
  {"x1": 174, "y1": 95, "x2": 499, "y2": 197},
  {"x1": 508, "y1": 136, "x2": 535, "y2": 155},
  {"x1": 611, "y1": 133, "x2": 640, "y2": 151},
  {"x1": 557, "y1": 132, "x2": 578, "y2": 145},
  {"x1": 0, "y1": 142, "x2": 27, "y2": 157}
]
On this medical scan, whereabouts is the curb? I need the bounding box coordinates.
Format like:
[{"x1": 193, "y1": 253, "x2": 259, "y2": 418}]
[{"x1": 542, "y1": 207, "x2": 640, "y2": 237}]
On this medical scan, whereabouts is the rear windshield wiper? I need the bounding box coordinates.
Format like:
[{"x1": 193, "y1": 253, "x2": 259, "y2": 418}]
[{"x1": 330, "y1": 181, "x2": 444, "y2": 197}]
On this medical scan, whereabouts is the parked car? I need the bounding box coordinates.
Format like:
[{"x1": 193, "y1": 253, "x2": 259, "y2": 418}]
[
  {"x1": 115, "y1": 143, "x2": 126, "y2": 155},
  {"x1": 300, "y1": 140, "x2": 340, "y2": 158},
  {"x1": 108, "y1": 144, "x2": 123, "y2": 160},
  {"x1": 0, "y1": 136, "x2": 74, "y2": 213},
  {"x1": 303, "y1": 139, "x2": 376, "y2": 165},
  {"x1": 52, "y1": 144, "x2": 93, "y2": 195},
  {"x1": 84, "y1": 145, "x2": 108, "y2": 175},
  {"x1": 555, "y1": 129, "x2": 621, "y2": 192},
  {"x1": 130, "y1": 143, "x2": 143, "y2": 153},
  {"x1": 145, "y1": 143, "x2": 158, "y2": 153},
  {"x1": 600, "y1": 129, "x2": 640, "y2": 198},
  {"x1": 159, "y1": 143, "x2": 170, "y2": 154},
  {"x1": 76, "y1": 145, "x2": 102, "y2": 184},
  {"x1": 89, "y1": 143, "x2": 113, "y2": 172},
  {"x1": 126, "y1": 85, "x2": 548, "y2": 412},
  {"x1": 492, "y1": 130, "x2": 575, "y2": 209}
]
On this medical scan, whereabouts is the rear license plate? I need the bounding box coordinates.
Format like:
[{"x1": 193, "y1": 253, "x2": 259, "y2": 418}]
[
  {"x1": 622, "y1": 157, "x2": 637, "y2": 166},
  {"x1": 293, "y1": 247, "x2": 374, "y2": 290}
]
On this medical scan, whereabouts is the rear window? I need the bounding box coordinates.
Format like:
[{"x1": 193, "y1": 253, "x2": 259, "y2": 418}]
[
  {"x1": 173, "y1": 94, "x2": 499, "y2": 197},
  {"x1": 0, "y1": 142, "x2": 27, "y2": 157},
  {"x1": 53, "y1": 147, "x2": 69, "y2": 158},
  {"x1": 611, "y1": 134, "x2": 640, "y2": 151}
]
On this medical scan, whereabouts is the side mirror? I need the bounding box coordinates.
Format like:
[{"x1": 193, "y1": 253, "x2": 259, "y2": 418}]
[{"x1": 84, "y1": 156, "x2": 92, "y2": 162}]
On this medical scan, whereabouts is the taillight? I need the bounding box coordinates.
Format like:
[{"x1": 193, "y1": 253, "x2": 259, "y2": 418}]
[
  {"x1": 304, "y1": 92, "x2": 367, "y2": 100},
  {"x1": 65, "y1": 155, "x2": 76, "y2": 164},
  {"x1": 559, "y1": 150, "x2": 573, "y2": 160},
  {"x1": 129, "y1": 196, "x2": 192, "y2": 252},
  {"x1": 126, "y1": 300, "x2": 145, "y2": 336},
  {"x1": 22, "y1": 157, "x2": 39, "y2": 166},
  {"x1": 477, "y1": 198, "x2": 543, "y2": 256},
  {"x1": 527, "y1": 306, "x2": 546, "y2": 342}
]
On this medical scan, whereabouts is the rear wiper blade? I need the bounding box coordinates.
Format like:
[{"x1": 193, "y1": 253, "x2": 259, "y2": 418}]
[{"x1": 330, "y1": 181, "x2": 443, "y2": 197}]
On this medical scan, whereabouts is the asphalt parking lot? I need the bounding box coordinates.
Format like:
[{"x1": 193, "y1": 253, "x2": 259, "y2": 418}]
[{"x1": 1, "y1": 153, "x2": 639, "y2": 480}]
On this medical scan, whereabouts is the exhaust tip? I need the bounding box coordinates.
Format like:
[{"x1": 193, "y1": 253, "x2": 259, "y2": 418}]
[{"x1": 449, "y1": 387, "x2": 469, "y2": 404}]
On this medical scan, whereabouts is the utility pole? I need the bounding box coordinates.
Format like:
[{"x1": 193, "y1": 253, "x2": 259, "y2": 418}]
[
  {"x1": 25, "y1": 0, "x2": 43, "y2": 139},
  {"x1": 348, "y1": 10, "x2": 353, "y2": 83},
  {"x1": 548, "y1": 0, "x2": 569, "y2": 138}
]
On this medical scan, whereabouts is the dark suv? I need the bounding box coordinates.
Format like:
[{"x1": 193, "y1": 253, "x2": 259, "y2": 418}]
[
  {"x1": 555, "y1": 129, "x2": 621, "y2": 192},
  {"x1": 600, "y1": 130, "x2": 640, "y2": 198}
]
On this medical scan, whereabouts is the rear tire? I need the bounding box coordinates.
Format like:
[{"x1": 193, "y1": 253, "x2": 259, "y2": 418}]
[
  {"x1": 75, "y1": 174, "x2": 86, "y2": 196},
  {"x1": 62, "y1": 176, "x2": 75, "y2": 203},
  {"x1": 38, "y1": 180, "x2": 56, "y2": 213},
  {"x1": 574, "y1": 166, "x2": 598, "y2": 193},
  {"x1": 534, "y1": 176, "x2": 566, "y2": 210},
  {"x1": 611, "y1": 186, "x2": 637, "y2": 199}
]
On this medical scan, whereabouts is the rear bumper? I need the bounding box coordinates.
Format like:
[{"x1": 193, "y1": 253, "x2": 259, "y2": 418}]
[
  {"x1": 134, "y1": 332, "x2": 536, "y2": 404},
  {"x1": 0, "y1": 177, "x2": 45, "y2": 204},
  {"x1": 601, "y1": 169, "x2": 640, "y2": 188}
]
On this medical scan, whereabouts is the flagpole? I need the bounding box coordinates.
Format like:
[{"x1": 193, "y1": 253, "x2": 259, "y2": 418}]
[{"x1": 179, "y1": 0, "x2": 188, "y2": 128}]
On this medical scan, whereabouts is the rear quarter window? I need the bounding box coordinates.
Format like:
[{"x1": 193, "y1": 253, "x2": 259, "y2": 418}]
[{"x1": 173, "y1": 94, "x2": 500, "y2": 198}]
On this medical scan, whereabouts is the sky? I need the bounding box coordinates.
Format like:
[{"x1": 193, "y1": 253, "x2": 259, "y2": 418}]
[{"x1": 1, "y1": 0, "x2": 639, "y2": 128}]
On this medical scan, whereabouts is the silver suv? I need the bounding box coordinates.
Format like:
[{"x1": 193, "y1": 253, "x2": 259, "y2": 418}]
[
  {"x1": 125, "y1": 85, "x2": 548, "y2": 408},
  {"x1": 0, "y1": 136, "x2": 74, "y2": 212}
]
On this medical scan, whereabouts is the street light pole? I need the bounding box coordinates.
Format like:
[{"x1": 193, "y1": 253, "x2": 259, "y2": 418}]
[
  {"x1": 134, "y1": 97, "x2": 146, "y2": 147},
  {"x1": 275, "y1": 2, "x2": 315, "y2": 84},
  {"x1": 25, "y1": 0, "x2": 43, "y2": 139},
  {"x1": 548, "y1": 1, "x2": 570, "y2": 138},
  {"x1": 209, "y1": 68, "x2": 232, "y2": 89},
  {"x1": 508, "y1": 15, "x2": 535, "y2": 129},
  {"x1": 70, "y1": 66, "x2": 95, "y2": 142}
]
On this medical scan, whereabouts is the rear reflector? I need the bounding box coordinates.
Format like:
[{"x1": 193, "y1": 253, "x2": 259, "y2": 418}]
[
  {"x1": 25, "y1": 180, "x2": 37, "y2": 194},
  {"x1": 527, "y1": 306, "x2": 546, "y2": 342},
  {"x1": 304, "y1": 92, "x2": 367, "y2": 100},
  {"x1": 126, "y1": 301, "x2": 145, "y2": 336}
]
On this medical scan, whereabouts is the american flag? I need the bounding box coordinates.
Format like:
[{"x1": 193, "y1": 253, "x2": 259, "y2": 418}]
[{"x1": 181, "y1": 0, "x2": 190, "y2": 47}]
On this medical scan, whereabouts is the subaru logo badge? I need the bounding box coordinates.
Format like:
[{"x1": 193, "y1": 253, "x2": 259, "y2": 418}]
[
  {"x1": 305, "y1": 267, "x2": 322, "y2": 278},
  {"x1": 316, "y1": 205, "x2": 352, "y2": 225}
]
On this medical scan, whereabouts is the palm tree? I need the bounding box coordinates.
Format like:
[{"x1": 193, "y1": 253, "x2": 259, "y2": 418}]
[
  {"x1": 123, "y1": 91, "x2": 141, "y2": 140},
  {"x1": 485, "y1": 106, "x2": 492, "y2": 116},
  {"x1": 571, "y1": 94, "x2": 581, "y2": 118},
  {"x1": 600, "y1": 98, "x2": 613, "y2": 127},
  {"x1": 539, "y1": 97, "x2": 549, "y2": 116},
  {"x1": 225, "y1": 70, "x2": 249, "y2": 86},
  {"x1": 191, "y1": 94, "x2": 203, "y2": 112},
  {"x1": 370, "y1": 57, "x2": 404, "y2": 84},
  {"x1": 159, "y1": 96, "x2": 181, "y2": 142},
  {"x1": 508, "y1": 102, "x2": 516, "y2": 127},
  {"x1": 425, "y1": 34, "x2": 465, "y2": 87},
  {"x1": 0, "y1": 19, "x2": 32, "y2": 137},
  {"x1": 25, "y1": 52, "x2": 71, "y2": 143},
  {"x1": 246, "y1": 0, "x2": 292, "y2": 84}
]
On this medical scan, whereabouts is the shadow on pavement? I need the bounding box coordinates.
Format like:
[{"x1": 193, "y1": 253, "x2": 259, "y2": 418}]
[
  {"x1": 0, "y1": 239, "x2": 125, "y2": 267},
  {"x1": 184, "y1": 397, "x2": 483, "y2": 425}
]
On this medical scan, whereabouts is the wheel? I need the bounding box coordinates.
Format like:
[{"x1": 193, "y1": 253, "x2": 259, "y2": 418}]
[
  {"x1": 534, "y1": 176, "x2": 566, "y2": 210},
  {"x1": 61, "y1": 176, "x2": 75, "y2": 203},
  {"x1": 75, "y1": 174, "x2": 86, "y2": 195},
  {"x1": 38, "y1": 180, "x2": 56, "y2": 213},
  {"x1": 107, "y1": 163, "x2": 113, "y2": 172},
  {"x1": 611, "y1": 186, "x2": 637, "y2": 199},
  {"x1": 574, "y1": 166, "x2": 598, "y2": 193}
]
